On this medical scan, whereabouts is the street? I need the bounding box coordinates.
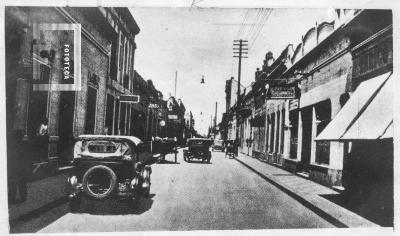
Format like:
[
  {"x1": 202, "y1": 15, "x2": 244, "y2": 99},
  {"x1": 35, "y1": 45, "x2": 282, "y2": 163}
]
[{"x1": 12, "y1": 149, "x2": 334, "y2": 233}]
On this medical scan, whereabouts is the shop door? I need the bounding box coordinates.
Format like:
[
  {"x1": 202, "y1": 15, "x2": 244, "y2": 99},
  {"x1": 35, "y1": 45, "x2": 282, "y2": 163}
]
[
  {"x1": 58, "y1": 91, "x2": 75, "y2": 166},
  {"x1": 300, "y1": 107, "x2": 312, "y2": 172},
  {"x1": 85, "y1": 87, "x2": 97, "y2": 134}
]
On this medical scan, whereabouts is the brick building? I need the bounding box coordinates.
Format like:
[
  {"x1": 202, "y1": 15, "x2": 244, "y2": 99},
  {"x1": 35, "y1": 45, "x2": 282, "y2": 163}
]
[{"x1": 5, "y1": 7, "x2": 141, "y2": 173}]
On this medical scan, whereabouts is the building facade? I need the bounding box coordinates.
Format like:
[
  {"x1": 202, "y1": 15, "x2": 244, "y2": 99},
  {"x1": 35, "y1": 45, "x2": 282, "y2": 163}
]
[
  {"x1": 5, "y1": 7, "x2": 133, "y2": 171},
  {"x1": 226, "y1": 9, "x2": 393, "y2": 193},
  {"x1": 103, "y1": 8, "x2": 140, "y2": 138}
]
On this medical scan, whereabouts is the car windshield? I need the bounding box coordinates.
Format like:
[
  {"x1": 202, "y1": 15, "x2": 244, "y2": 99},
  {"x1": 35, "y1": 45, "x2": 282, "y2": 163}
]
[
  {"x1": 188, "y1": 139, "x2": 210, "y2": 146},
  {"x1": 214, "y1": 140, "x2": 223, "y2": 145},
  {"x1": 74, "y1": 140, "x2": 132, "y2": 158}
]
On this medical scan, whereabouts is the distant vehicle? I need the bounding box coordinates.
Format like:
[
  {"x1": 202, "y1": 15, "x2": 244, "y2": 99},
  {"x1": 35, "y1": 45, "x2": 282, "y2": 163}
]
[
  {"x1": 151, "y1": 137, "x2": 178, "y2": 163},
  {"x1": 183, "y1": 138, "x2": 213, "y2": 163},
  {"x1": 225, "y1": 140, "x2": 237, "y2": 158},
  {"x1": 212, "y1": 139, "x2": 224, "y2": 152},
  {"x1": 66, "y1": 135, "x2": 152, "y2": 212}
]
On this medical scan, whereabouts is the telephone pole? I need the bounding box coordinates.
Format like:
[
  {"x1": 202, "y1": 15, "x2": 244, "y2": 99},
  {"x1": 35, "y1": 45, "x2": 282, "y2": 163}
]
[
  {"x1": 174, "y1": 70, "x2": 177, "y2": 97},
  {"x1": 233, "y1": 39, "x2": 248, "y2": 149},
  {"x1": 214, "y1": 101, "x2": 218, "y2": 129}
]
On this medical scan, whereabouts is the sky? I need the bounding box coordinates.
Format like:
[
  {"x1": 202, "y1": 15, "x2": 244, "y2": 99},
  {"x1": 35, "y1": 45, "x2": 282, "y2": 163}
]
[{"x1": 130, "y1": 7, "x2": 333, "y2": 135}]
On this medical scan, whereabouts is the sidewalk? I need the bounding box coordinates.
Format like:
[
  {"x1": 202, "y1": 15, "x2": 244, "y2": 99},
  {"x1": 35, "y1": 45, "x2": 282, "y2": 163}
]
[
  {"x1": 235, "y1": 154, "x2": 379, "y2": 228},
  {"x1": 8, "y1": 172, "x2": 69, "y2": 224}
]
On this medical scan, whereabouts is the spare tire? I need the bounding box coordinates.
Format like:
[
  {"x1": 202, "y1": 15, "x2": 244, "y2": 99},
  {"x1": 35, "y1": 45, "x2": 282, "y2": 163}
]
[{"x1": 82, "y1": 165, "x2": 117, "y2": 200}]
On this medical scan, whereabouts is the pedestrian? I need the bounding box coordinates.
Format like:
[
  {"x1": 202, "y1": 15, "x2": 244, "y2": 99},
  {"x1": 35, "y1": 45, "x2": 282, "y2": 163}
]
[
  {"x1": 37, "y1": 117, "x2": 48, "y2": 136},
  {"x1": 7, "y1": 130, "x2": 34, "y2": 203},
  {"x1": 35, "y1": 117, "x2": 49, "y2": 162}
]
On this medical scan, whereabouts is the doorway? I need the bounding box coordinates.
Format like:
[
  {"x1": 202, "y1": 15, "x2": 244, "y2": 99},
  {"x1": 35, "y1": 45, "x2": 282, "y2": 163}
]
[
  {"x1": 300, "y1": 106, "x2": 312, "y2": 172},
  {"x1": 58, "y1": 91, "x2": 75, "y2": 166},
  {"x1": 85, "y1": 87, "x2": 97, "y2": 134}
]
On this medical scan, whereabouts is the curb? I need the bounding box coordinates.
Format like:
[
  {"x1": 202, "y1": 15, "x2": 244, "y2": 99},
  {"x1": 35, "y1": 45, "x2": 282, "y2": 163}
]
[{"x1": 234, "y1": 158, "x2": 349, "y2": 228}]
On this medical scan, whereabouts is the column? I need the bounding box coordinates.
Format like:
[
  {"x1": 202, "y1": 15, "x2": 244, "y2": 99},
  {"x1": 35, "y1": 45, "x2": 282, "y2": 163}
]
[
  {"x1": 112, "y1": 99, "x2": 116, "y2": 134},
  {"x1": 264, "y1": 112, "x2": 268, "y2": 153},
  {"x1": 310, "y1": 106, "x2": 317, "y2": 164},
  {"x1": 118, "y1": 100, "x2": 121, "y2": 135},
  {"x1": 267, "y1": 115, "x2": 272, "y2": 153},
  {"x1": 278, "y1": 108, "x2": 283, "y2": 154},
  {"x1": 116, "y1": 31, "x2": 122, "y2": 83},
  {"x1": 12, "y1": 26, "x2": 31, "y2": 137},
  {"x1": 273, "y1": 111, "x2": 278, "y2": 154},
  {"x1": 283, "y1": 102, "x2": 291, "y2": 159},
  {"x1": 127, "y1": 103, "x2": 131, "y2": 135},
  {"x1": 296, "y1": 111, "x2": 303, "y2": 162}
]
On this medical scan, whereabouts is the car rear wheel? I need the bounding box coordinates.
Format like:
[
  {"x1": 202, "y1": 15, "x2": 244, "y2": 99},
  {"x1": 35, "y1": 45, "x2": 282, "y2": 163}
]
[{"x1": 82, "y1": 165, "x2": 117, "y2": 200}]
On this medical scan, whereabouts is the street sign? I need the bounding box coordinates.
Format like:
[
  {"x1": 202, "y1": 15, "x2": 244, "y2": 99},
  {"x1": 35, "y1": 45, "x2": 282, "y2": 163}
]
[
  {"x1": 120, "y1": 95, "x2": 140, "y2": 103},
  {"x1": 168, "y1": 114, "x2": 178, "y2": 120},
  {"x1": 149, "y1": 103, "x2": 159, "y2": 109},
  {"x1": 268, "y1": 86, "x2": 296, "y2": 99}
]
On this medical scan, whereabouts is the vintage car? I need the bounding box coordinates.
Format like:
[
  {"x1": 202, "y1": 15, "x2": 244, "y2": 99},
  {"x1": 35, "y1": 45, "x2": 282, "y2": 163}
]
[
  {"x1": 211, "y1": 139, "x2": 224, "y2": 152},
  {"x1": 183, "y1": 138, "x2": 213, "y2": 163},
  {"x1": 67, "y1": 135, "x2": 152, "y2": 212},
  {"x1": 151, "y1": 137, "x2": 178, "y2": 163}
]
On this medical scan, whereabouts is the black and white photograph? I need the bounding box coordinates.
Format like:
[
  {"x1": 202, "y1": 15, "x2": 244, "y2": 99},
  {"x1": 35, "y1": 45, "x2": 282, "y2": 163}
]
[{"x1": 1, "y1": 0, "x2": 398, "y2": 234}]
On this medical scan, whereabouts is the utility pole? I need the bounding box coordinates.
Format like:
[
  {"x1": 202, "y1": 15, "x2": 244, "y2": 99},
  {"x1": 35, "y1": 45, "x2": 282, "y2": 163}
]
[
  {"x1": 233, "y1": 39, "x2": 248, "y2": 151},
  {"x1": 214, "y1": 102, "x2": 217, "y2": 129},
  {"x1": 174, "y1": 70, "x2": 177, "y2": 97}
]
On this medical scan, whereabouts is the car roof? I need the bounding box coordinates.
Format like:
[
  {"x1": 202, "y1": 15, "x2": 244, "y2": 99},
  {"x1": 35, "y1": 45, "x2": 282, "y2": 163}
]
[
  {"x1": 188, "y1": 138, "x2": 212, "y2": 141},
  {"x1": 77, "y1": 135, "x2": 143, "y2": 146}
]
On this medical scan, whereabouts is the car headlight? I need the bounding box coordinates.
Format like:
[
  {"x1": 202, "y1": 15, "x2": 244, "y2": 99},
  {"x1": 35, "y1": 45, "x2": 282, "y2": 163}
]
[
  {"x1": 68, "y1": 176, "x2": 78, "y2": 186},
  {"x1": 130, "y1": 177, "x2": 139, "y2": 189}
]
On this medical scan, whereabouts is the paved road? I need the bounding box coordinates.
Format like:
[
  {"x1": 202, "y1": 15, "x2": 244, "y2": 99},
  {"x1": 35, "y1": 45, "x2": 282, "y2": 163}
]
[{"x1": 12, "y1": 149, "x2": 334, "y2": 233}]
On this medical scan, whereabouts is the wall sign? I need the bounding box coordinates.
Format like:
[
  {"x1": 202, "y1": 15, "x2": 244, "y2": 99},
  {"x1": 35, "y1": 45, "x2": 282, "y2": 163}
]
[
  {"x1": 267, "y1": 86, "x2": 296, "y2": 99},
  {"x1": 120, "y1": 95, "x2": 140, "y2": 103},
  {"x1": 168, "y1": 114, "x2": 178, "y2": 120}
]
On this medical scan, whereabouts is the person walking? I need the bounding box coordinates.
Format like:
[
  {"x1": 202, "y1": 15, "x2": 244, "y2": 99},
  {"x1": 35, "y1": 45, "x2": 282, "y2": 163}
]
[{"x1": 7, "y1": 130, "x2": 34, "y2": 203}]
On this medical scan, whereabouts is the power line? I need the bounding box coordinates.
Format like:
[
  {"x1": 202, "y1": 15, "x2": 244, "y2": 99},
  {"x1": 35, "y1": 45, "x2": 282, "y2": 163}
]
[
  {"x1": 248, "y1": 9, "x2": 269, "y2": 44},
  {"x1": 243, "y1": 8, "x2": 262, "y2": 41},
  {"x1": 236, "y1": 9, "x2": 250, "y2": 38},
  {"x1": 249, "y1": 9, "x2": 273, "y2": 51}
]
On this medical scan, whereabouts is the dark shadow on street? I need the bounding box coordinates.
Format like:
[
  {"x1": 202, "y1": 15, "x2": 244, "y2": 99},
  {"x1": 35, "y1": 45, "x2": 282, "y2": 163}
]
[
  {"x1": 185, "y1": 160, "x2": 212, "y2": 164},
  {"x1": 9, "y1": 197, "x2": 69, "y2": 233},
  {"x1": 157, "y1": 159, "x2": 180, "y2": 164},
  {"x1": 76, "y1": 194, "x2": 155, "y2": 216},
  {"x1": 320, "y1": 190, "x2": 393, "y2": 227}
]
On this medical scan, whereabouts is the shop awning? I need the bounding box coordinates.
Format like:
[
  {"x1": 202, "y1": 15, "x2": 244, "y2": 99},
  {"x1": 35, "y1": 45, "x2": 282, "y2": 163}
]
[{"x1": 315, "y1": 72, "x2": 393, "y2": 141}]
